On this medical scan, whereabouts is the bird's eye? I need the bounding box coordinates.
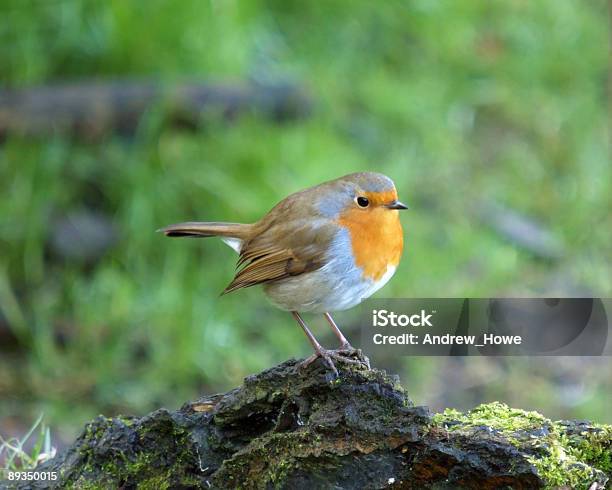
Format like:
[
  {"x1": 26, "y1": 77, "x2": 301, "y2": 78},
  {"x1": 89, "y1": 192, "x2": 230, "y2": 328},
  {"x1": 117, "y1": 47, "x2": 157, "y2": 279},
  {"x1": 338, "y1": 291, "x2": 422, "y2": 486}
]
[{"x1": 356, "y1": 196, "x2": 370, "y2": 208}]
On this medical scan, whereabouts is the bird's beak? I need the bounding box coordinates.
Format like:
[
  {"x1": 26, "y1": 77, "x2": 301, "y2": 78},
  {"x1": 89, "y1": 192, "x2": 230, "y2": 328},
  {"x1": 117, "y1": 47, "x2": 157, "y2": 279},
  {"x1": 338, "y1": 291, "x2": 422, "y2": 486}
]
[{"x1": 385, "y1": 200, "x2": 408, "y2": 210}]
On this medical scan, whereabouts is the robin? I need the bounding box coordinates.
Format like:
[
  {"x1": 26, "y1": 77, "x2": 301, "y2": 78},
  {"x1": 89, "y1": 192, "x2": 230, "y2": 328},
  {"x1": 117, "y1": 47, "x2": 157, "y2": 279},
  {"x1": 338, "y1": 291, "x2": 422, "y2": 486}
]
[{"x1": 160, "y1": 172, "x2": 407, "y2": 374}]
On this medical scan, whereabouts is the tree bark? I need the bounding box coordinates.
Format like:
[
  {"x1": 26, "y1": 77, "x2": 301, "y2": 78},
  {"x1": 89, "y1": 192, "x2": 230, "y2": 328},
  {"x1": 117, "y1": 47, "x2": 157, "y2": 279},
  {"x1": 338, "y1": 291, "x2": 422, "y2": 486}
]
[{"x1": 4, "y1": 359, "x2": 610, "y2": 489}]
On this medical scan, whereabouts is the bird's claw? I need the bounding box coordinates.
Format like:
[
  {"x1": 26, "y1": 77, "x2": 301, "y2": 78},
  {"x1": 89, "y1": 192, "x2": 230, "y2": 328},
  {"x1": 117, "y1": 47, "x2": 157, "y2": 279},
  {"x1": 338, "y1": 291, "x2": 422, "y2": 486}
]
[
  {"x1": 299, "y1": 344, "x2": 370, "y2": 375},
  {"x1": 335, "y1": 343, "x2": 371, "y2": 369},
  {"x1": 300, "y1": 350, "x2": 339, "y2": 376}
]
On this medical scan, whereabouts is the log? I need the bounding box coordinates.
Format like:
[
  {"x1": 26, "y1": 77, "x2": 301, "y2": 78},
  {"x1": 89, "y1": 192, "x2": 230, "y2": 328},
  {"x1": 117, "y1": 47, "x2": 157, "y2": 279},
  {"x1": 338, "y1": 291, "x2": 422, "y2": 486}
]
[
  {"x1": 3, "y1": 359, "x2": 610, "y2": 489},
  {"x1": 0, "y1": 81, "x2": 312, "y2": 139}
]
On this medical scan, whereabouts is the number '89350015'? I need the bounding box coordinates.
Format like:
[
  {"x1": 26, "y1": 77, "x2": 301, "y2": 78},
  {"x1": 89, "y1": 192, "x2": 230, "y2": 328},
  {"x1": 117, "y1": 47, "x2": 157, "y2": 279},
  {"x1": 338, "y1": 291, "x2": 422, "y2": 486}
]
[{"x1": 7, "y1": 471, "x2": 58, "y2": 481}]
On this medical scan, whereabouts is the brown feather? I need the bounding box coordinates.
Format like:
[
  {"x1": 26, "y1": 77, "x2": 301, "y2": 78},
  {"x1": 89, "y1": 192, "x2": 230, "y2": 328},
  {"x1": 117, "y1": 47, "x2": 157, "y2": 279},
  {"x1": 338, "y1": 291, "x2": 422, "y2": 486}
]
[
  {"x1": 222, "y1": 213, "x2": 337, "y2": 295},
  {"x1": 160, "y1": 221, "x2": 251, "y2": 239}
]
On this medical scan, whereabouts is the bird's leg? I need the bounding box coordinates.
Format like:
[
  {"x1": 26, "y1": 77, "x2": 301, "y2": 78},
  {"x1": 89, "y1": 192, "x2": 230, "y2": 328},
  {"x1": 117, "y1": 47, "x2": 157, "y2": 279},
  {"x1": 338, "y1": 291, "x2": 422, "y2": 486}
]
[
  {"x1": 292, "y1": 311, "x2": 338, "y2": 375},
  {"x1": 292, "y1": 312, "x2": 366, "y2": 375},
  {"x1": 323, "y1": 312, "x2": 351, "y2": 348},
  {"x1": 324, "y1": 312, "x2": 370, "y2": 369}
]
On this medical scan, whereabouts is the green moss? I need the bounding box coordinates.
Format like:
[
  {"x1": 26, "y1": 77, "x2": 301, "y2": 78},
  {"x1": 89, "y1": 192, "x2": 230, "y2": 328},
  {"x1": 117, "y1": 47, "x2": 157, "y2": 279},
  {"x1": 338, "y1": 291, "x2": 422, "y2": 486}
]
[
  {"x1": 137, "y1": 473, "x2": 171, "y2": 490},
  {"x1": 269, "y1": 458, "x2": 296, "y2": 486},
  {"x1": 433, "y1": 402, "x2": 611, "y2": 489},
  {"x1": 564, "y1": 424, "x2": 612, "y2": 475},
  {"x1": 214, "y1": 430, "x2": 314, "y2": 486},
  {"x1": 432, "y1": 401, "x2": 549, "y2": 437},
  {"x1": 68, "y1": 414, "x2": 202, "y2": 489},
  {"x1": 118, "y1": 415, "x2": 136, "y2": 427},
  {"x1": 83, "y1": 416, "x2": 113, "y2": 441},
  {"x1": 75, "y1": 447, "x2": 195, "y2": 488},
  {"x1": 527, "y1": 442, "x2": 601, "y2": 489},
  {"x1": 67, "y1": 478, "x2": 109, "y2": 490}
]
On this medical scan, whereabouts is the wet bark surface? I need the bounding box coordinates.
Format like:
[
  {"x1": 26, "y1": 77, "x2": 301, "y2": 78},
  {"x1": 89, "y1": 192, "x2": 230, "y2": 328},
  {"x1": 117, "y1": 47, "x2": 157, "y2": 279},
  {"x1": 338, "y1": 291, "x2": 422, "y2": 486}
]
[{"x1": 3, "y1": 359, "x2": 609, "y2": 489}]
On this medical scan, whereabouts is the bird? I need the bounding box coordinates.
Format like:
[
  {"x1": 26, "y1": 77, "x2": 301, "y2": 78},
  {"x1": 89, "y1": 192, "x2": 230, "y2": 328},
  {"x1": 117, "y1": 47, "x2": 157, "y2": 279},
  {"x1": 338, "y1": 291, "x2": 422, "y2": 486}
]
[{"x1": 160, "y1": 172, "x2": 407, "y2": 374}]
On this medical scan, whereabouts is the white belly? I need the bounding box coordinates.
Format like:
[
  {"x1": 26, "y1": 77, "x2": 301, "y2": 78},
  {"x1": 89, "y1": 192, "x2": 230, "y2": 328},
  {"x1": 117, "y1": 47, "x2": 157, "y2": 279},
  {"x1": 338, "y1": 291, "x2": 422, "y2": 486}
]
[{"x1": 263, "y1": 263, "x2": 397, "y2": 313}]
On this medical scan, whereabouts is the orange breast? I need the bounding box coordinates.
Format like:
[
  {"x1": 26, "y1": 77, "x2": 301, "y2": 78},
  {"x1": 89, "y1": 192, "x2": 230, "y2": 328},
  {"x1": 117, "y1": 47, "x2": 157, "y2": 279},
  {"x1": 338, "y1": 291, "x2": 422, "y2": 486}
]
[{"x1": 337, "y1": 207, "x2": 403, "y2": 281}]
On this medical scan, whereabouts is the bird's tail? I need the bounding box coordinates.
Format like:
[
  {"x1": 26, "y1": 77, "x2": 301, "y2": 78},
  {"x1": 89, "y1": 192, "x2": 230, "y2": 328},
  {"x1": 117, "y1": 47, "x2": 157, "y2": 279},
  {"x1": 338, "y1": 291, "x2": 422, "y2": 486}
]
[{"x1": 158, "y1": 221, "x2": 252, "y2": 239}]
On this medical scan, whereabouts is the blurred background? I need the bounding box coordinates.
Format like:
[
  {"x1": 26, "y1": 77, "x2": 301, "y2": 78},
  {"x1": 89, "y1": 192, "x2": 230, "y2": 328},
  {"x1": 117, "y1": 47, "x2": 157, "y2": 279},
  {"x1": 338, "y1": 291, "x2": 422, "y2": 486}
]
[{"x1": 0, "y1": 0, "x2": 610, "y2": 453}]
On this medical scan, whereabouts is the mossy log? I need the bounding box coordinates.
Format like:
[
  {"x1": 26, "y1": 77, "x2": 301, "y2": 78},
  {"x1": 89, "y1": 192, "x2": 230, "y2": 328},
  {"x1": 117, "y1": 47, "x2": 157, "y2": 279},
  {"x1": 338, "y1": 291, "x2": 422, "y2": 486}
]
[{"x1": 6, "y1": 359, "x2": 611, "y2": 489}]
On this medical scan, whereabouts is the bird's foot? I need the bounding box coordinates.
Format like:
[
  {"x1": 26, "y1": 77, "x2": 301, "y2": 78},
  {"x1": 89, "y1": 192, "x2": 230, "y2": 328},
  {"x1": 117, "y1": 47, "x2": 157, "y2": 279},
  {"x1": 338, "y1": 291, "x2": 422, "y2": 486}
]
[
  {"x1": 300, "y1": 350, "x2": 339, "y2": 376},
  {"x1": 299, "y1": 344, "x2": 370, "y2": 375},
  {"x1": 334, "y1": 343, "x2": 371, "y2": 370}
]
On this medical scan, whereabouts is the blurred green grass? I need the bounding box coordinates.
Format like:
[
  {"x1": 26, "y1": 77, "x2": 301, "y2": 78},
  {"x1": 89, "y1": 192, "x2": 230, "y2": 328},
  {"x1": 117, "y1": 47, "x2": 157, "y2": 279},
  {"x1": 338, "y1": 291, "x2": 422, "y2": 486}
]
[{"x1": 0, "y1": 0, "x2": 610, "y2": 440}]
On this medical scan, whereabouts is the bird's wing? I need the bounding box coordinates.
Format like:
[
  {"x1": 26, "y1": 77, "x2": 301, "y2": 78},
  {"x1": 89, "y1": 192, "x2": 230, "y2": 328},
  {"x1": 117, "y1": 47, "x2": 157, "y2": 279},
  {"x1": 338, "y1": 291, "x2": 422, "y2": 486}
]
[{"x1": 222, "y1": 218, "x2": 336, "y2": 294}]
